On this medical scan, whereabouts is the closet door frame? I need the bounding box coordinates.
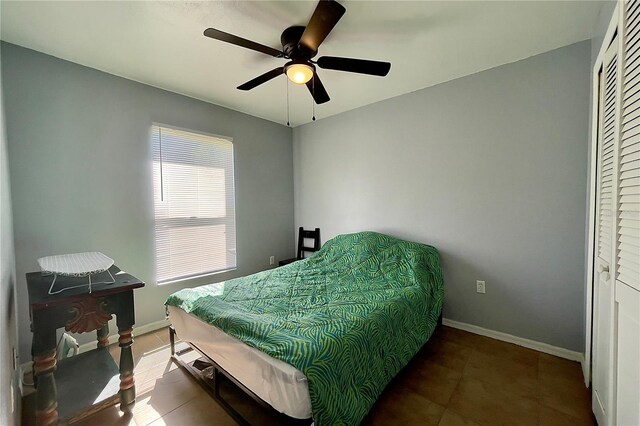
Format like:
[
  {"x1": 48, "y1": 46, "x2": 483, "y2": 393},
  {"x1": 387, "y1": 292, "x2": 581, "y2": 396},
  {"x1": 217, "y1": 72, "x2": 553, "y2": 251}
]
[{"x1": 585, "y1": 2, "x2": 620, "y2": 388}]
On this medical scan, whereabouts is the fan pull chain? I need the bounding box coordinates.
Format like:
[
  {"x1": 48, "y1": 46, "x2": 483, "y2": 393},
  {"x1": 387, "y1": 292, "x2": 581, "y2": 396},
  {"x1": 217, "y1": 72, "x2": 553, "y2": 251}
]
[
  {"x1": 312, "y1": 76, "x2": 316, "y2": 121},
  {"x1": 286, "y1": 78, "x2": 290, "y2": 127}
]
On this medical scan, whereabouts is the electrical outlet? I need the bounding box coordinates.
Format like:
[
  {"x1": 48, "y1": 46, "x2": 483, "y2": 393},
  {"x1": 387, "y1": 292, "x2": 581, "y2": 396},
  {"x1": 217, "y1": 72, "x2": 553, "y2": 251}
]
[
  {"x1": 476, "y1": 280, "x2": 486, "y2": 294},
  {"x1": 269, "y1": 256, "x2": 275, "y2": 266}
]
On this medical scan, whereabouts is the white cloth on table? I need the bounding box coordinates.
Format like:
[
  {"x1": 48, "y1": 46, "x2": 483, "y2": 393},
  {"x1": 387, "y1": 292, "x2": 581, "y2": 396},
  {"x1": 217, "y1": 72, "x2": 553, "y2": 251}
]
[{"x1": 37, "y1": 252, "x2": 114, "y2": 276}]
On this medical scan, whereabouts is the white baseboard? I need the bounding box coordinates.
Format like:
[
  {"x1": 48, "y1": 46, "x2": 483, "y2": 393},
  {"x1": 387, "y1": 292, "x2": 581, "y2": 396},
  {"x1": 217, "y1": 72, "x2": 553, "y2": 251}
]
[
  {"x1": 442, "y1": 318, "x2": 585, "y2": 364},
  {"x1": 18, "y1": 317, "x2": 171, "y2": 391}
]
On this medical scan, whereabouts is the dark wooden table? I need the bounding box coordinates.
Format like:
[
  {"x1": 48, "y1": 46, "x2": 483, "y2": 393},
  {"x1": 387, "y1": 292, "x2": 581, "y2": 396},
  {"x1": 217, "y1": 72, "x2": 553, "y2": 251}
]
[{"x1": 26, "y1": 265, "x2": 144, "y2": 425}]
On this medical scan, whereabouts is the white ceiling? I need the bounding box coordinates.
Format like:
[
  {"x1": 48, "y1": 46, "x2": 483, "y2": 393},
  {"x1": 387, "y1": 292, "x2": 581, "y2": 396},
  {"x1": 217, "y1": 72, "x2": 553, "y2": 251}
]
[{"x1": 1, "y1": 1, "x2": 607, "y2": 127}]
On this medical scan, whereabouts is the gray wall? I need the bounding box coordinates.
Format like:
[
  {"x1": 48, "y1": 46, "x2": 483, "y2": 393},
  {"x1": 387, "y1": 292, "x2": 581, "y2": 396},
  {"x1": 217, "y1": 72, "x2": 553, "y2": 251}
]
[
  {"x1": 293, "y1": 41, "x2": 591, "y2": 352},
  {"x1": 0, "y1": 43, "x2": 19, "y2": 425},
  {"x1": 2, "y1": 42, "x2": 294, "y2": 361}
]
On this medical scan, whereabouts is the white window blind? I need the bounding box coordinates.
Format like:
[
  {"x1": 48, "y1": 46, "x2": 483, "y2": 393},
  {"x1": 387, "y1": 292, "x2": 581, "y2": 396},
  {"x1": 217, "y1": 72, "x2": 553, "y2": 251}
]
[
  {"x1": 151, "y1": 125, "x2": 236, "y2": 283},
  {"x1": 619, "y1": 0, "x2": 640, "y2": 290},
  {"x1": 598, "y1": 50, "x2": 619, "y2": 262}
]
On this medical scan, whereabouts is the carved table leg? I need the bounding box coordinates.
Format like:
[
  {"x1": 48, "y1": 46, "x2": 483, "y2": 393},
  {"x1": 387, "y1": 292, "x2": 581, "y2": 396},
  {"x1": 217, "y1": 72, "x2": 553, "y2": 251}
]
[
  {"x1": 118, "y1": 328, "x2": 135, "y2": 413},
  {"x1": 33, "y1": 349, "x2": 58, "y2": 425},
  {"x1": 97, "y1": 324, "x2": 109, "y2": 349}
]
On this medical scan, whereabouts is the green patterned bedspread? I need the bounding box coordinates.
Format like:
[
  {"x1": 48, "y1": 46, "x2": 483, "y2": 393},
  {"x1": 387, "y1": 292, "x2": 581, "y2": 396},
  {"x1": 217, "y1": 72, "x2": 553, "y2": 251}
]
[{"x1": 165, "y1": 231, "x2": 444, "y2": 425}]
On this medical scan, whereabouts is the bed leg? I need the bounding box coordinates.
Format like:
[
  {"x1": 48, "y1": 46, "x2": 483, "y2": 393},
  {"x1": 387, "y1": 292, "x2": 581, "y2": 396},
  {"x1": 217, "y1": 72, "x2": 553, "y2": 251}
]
[
  {"x1": 214, "y1": 367, "x2": 222, "y2": 399},
  {"x1": 169, "y1": 325, "x2": 176, "y2": 356}
]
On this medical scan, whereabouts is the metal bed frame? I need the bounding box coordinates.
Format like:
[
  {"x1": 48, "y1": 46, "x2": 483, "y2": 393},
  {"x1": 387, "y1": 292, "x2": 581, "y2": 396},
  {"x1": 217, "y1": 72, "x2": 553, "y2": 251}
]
[{"x1": 169, "y1": 326, "x2": 313, "y2": 426}]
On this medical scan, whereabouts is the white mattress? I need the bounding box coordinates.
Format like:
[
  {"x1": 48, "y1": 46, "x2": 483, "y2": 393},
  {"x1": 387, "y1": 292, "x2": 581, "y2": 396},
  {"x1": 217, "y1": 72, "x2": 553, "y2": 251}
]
[{"x1": 167, "y1": 305, "x2": 312, "y2": 419}]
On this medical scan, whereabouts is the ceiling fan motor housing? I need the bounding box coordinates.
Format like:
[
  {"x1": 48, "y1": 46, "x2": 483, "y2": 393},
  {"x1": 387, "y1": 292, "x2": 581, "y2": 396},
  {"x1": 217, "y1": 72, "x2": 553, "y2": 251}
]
[{"x1": 281, "y1": 26, "x2": 315, "y2": 59}]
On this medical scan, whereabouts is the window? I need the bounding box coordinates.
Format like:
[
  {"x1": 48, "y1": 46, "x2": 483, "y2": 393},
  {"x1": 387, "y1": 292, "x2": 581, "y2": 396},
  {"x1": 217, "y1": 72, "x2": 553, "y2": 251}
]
[{"x1": 151, "y1": 124, "x2": 236, "y2": 283}]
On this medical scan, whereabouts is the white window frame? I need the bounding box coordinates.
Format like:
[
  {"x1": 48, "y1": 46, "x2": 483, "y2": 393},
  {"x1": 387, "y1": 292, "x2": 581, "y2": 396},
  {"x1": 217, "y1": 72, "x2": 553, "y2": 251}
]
[{"x1": 151, "y1": 123, "x2": 237, "y2": 285}]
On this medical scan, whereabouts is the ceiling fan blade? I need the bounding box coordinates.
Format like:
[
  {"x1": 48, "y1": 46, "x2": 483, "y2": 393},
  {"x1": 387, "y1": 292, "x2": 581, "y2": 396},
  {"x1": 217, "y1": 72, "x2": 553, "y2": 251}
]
[
  {"x1": 316, "y1": 56, "x2": 391, "y2": 76},
  {"x1": 237, "y1": 67, "x2": 284, "y2": 91},
  {"x1": 306, "y1": 72, "x2": 330, "y2": 104},
  {"x1": 299, "y1": 0, "x2": 346, "y2": 55},
  {"x1": 204, "y1": 28, "x2": 284, "y2": 58}
]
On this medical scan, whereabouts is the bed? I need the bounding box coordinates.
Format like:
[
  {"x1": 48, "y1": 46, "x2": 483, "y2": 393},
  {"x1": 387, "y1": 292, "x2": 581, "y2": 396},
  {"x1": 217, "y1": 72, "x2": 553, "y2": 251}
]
[{"x1": 166, "y1": 231, "x2": 444, "y2": 425}]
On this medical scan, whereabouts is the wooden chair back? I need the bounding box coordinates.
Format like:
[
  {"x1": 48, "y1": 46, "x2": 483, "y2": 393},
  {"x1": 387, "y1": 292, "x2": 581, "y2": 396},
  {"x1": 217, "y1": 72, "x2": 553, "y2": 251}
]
[{"x1": 297, "y1": 227, "x2": 321, "y2": 260}]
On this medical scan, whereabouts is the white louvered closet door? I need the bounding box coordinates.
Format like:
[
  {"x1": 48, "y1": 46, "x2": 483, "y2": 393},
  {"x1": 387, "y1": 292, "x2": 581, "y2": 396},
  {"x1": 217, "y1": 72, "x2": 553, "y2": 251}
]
[
  {"x1": 592, "y1": 35, "x2": 620, "y2": 426},
  {"x1": 598, "y1": 44, "x2": 618, "y2": 265},
  {"x1": 620, "y1": 0, "x2": 640, "y2": 292},
  {"x1": 615, "y1": 2, "x2": 640, "y2": 425}
]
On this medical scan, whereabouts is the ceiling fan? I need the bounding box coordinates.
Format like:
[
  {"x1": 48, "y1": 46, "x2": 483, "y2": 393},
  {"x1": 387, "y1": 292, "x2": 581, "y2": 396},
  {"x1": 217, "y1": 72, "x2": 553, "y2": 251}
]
[{"x1": 203, "y1": 0, "x2": 391, "y2": 105}]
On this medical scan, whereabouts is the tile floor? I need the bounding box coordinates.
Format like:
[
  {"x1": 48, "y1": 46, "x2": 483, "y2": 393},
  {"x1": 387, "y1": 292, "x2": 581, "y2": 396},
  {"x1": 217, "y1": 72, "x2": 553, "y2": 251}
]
[{"x1": 26, "y1": 325, "x2": 596, "y2": 425}]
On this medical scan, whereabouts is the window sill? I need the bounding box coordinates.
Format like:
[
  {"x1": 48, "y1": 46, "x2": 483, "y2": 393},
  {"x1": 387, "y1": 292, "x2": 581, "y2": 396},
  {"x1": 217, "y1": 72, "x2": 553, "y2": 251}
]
[{"x1": 158, "y1": 267, "x2": 237, "y2": 286}]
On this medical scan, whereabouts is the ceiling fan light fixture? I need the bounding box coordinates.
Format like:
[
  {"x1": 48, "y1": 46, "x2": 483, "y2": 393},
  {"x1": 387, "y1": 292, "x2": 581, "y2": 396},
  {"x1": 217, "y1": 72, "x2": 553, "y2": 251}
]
[{"x1": 286, "y1": 63, "x2": 314, "y2": 84}]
